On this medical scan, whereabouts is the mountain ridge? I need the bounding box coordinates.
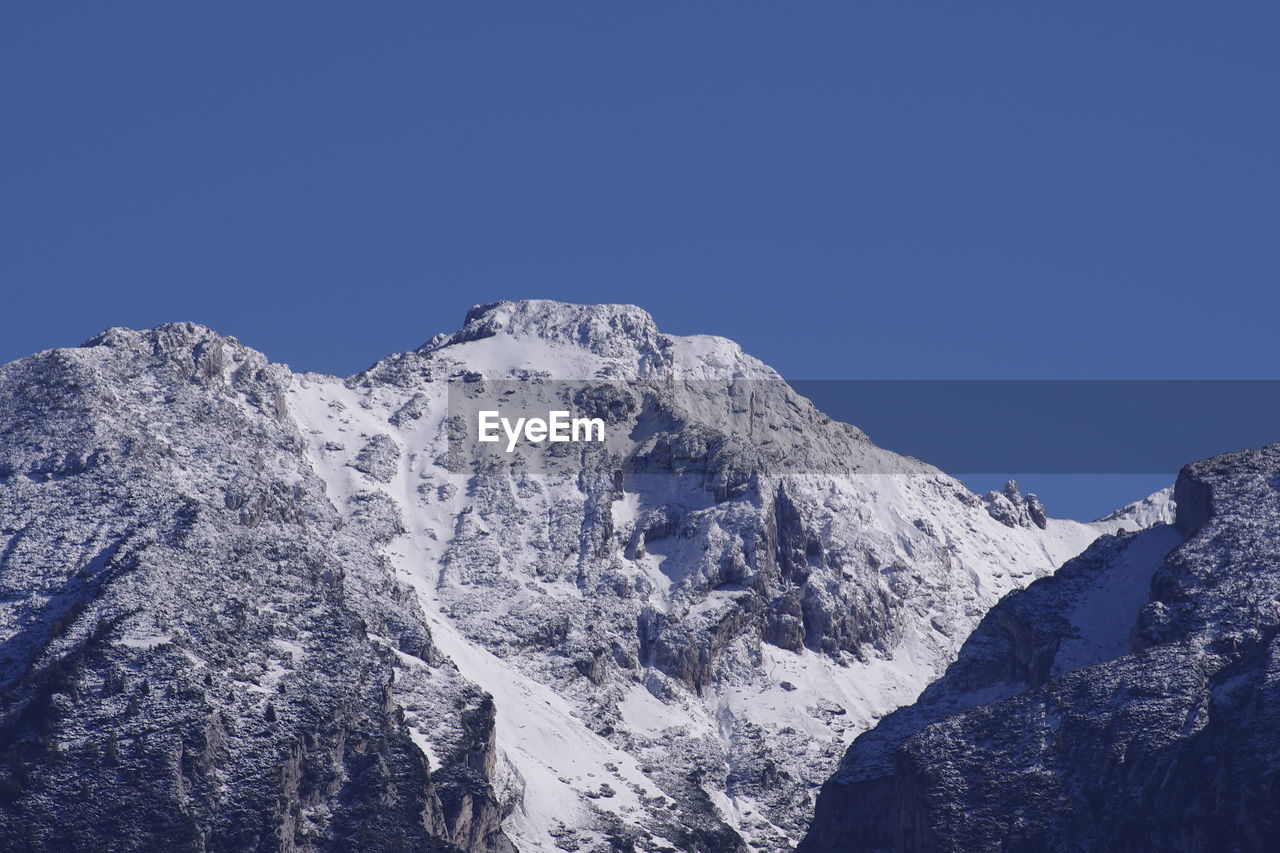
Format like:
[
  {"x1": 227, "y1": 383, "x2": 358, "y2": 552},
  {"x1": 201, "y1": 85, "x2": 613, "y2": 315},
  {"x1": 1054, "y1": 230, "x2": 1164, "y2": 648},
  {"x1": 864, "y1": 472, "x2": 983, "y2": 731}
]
[
  {"x1": 800, "y1": 444, "x2": 1280, "y2": 852},
  {"x1": 0, "y1": 302, "x2": 1164, "y2": 852}
]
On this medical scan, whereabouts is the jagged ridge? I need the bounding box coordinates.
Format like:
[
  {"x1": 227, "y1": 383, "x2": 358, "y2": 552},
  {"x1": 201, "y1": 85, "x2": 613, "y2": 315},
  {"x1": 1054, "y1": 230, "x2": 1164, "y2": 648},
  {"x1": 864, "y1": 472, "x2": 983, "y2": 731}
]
[
  {"x1": 801, "y1": 445, "x2": 1280, "y2": 853},
  {"x1": 0, "y1": 303, "x2": 1155, "y2": 852}
]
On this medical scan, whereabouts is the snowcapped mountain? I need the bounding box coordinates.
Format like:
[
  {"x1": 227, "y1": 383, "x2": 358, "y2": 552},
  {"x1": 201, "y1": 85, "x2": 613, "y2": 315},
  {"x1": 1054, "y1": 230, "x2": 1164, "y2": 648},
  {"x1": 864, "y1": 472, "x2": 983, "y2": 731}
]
[
  {"x1": 0, "y1": 301, "x2": 1157, "y2": 852},
  {"x1": 0, "y1": 323, "x2": 513, "y2": 852},
  {"x1": 290, "y1": 301, "x2": 1150, "y2": 851},
  {"x1": 799, "y1": 446, "x2": 1279, "y2": 852},
  {"x1": 1095, "y1": 486, "x2": 1175, "y2": 530}
]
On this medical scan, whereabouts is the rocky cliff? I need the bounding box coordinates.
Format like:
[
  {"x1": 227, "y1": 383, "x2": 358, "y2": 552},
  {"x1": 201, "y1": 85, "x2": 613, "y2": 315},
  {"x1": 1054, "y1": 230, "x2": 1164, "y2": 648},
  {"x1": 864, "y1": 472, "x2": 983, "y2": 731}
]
[
  {"x1": 0, "y1": 324, "x2": 512, "y2": 852},
  {"x1": 0, "y1": 302, "x2": 1140, "y2": 851},
  {"x1": 800, "y1": 444, "x2": 1280, "y2": 852},
  {"x1": 285, "y1": 301, "x2": 1131, "y2": 850}
]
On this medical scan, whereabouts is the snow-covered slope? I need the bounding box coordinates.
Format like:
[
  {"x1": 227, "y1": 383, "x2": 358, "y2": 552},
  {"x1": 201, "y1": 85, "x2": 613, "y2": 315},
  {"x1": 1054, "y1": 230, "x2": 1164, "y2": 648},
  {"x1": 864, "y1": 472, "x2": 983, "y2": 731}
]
[
  {"x1": 0, "y1": 301, "x2": 1168, "y2": 852},
  {"x1": 283, "y1": 300, "x2": 1149, "y2": 851},
  {"x1": 0, "y1": 324, "x2": 515, "y2": 852},
  {"x1": 800, "y1": 447, "x2": 1279, "y2": 852},
  {"x1": 1096, "y1": 486, "x2": 1176, "y2": 530}
]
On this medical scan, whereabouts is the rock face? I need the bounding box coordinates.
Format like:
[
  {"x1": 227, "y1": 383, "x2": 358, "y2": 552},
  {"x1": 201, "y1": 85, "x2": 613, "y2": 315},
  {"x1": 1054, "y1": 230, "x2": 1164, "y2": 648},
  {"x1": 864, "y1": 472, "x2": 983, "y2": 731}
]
[
  {"x1": 800, "y1": 445, "x2": 1280, "y2": 853},
  {"x1": 285, "y1": 301, "x2": 1135, "y2": 851},
  {"x1": 0, "y1": 302, "x2": 1142, "y2": 852},
  {"x1": 0, "y1": 324, "x2": 512, "y2": 852},
  {"x1": 981, "y1": 481, "x2": 1047, "y2": 530}
]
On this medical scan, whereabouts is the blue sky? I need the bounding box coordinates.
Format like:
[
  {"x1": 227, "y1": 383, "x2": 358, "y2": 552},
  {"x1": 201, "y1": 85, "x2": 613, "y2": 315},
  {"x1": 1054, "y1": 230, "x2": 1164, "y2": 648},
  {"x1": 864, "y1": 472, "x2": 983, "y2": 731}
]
[{"x1": 4, "y1": 3, "x2": 1276, "y2": 517}]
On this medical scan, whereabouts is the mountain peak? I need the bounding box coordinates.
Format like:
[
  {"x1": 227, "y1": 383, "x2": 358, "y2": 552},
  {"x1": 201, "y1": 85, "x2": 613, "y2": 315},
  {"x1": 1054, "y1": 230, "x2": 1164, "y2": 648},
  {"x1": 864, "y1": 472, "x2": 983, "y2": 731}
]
[
  {"x1": 433, "y1": 299, "x2": 664, "y2": 358},
  {"x1": 400, "y1": 299, "x2": 778, "y2": 381}
]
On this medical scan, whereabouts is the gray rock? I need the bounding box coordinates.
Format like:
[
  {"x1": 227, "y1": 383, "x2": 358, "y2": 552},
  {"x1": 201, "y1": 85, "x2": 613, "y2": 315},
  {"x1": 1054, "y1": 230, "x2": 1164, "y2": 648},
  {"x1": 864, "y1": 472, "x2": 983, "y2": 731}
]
[
  {"x1": 0, "y1": 303, "x2": 1148, "y2": 852},
  {"x1": 353, "y1": 433, "x2": 401, "y2": 483},
  {"x1": 801, "y1": 444, "x2": 1280, "y2": 853},
  {"x1": 0, "y1": 324, "x2": 511, "y2": 853}
]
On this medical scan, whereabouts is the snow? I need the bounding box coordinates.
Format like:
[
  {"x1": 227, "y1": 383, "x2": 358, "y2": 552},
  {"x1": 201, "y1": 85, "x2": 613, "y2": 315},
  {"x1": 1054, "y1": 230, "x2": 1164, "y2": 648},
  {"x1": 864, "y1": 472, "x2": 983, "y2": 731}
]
[
  {"x1": 618, "y1": 682, "x2": 683, "y2": 736},
  {"x1": 290, "y1": 374, "x2": 674, "y2": 850},
  {"x1": 1055, "y1": 524, "x2": 1183, "y2": 673},
  {"x1": 114, "y1": 634, "x2": 172, "y2": 649},
  {"x1": 284, "y1": 301, "x2": 1166, "y2": 852},
  {"x1": 406, "y1": 590, "x2": 662, "y2": 845},
  {"x1": 1096, "y1": 487, "x2": 1177, "y2": 530}
]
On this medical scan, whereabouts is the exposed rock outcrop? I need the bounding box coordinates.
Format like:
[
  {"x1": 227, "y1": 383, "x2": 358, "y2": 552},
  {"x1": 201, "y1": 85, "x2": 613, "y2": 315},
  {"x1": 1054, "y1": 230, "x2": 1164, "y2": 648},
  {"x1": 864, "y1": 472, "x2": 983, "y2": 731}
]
[
  {"x1": 0, "y1": 303, "x2": 1153, "y2": 852},
  {"x1": 801, "y1": 445, "x2": 1280, "y2": 853},
  {"x1": 0, "y1": 324, "x2": 511, "y2": 852}
]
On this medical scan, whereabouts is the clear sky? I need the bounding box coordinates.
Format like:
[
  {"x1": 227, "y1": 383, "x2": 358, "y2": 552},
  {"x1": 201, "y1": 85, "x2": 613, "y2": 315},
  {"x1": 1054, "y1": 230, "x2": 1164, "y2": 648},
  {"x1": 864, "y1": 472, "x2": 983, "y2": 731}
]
[{"x1": 4, "y1": 3, "x2": 1276, "y2": 518}]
